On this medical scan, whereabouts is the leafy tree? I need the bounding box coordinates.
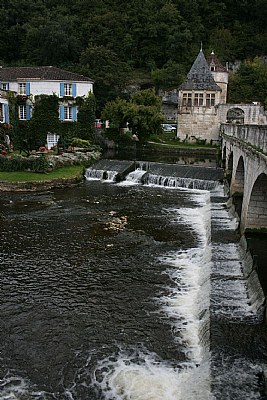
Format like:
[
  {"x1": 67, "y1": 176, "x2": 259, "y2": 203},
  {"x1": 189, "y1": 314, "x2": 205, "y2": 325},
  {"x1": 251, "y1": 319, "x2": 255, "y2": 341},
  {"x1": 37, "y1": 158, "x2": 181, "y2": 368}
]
[
  {"x1": 151, "y1": 61, "x2": 186, "y2": 91},
  {"x1": 228, "y1": 57, "x2": 267, "y2": 106},
  {"x1": 101, "y1": 88, "x2": 164, "y2": 142},
  {"x1": 79, "y1": 46, "x2": 132, "y2": 114}
]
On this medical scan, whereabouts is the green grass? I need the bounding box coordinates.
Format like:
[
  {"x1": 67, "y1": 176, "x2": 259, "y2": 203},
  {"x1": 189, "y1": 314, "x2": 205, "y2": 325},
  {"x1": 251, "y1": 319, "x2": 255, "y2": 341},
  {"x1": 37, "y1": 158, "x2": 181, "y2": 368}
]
[
  {"x1": 0, "y1": 165, "x2": 84, "y2": 182},
  {"x1": 148, "y1": 133, "x2": 218, "y2": 148}
]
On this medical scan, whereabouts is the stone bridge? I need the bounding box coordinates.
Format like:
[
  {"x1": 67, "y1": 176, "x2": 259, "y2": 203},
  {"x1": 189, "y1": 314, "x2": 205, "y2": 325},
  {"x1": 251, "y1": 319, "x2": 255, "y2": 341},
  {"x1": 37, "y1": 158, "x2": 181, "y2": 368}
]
[{"x1": 221, "y1": 123, "x2": 267, "y2": 234}]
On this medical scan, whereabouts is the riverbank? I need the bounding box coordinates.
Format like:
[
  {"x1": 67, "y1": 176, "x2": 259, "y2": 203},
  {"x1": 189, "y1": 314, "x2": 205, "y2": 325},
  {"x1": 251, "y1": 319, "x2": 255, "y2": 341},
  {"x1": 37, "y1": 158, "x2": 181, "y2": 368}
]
[
  {"x1": 145, "y1": 141, "x2": 220, "y2": 155},
  {"x1": 0, "y1": 165, "x2": 86, "y2": 192}
]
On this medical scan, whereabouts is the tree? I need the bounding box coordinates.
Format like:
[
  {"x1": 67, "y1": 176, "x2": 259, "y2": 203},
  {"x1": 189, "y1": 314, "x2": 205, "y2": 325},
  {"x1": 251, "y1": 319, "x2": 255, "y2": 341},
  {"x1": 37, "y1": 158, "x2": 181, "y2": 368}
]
[
  {"x1": 228, "y1": 57, "x2": 267, "y2": 106},
  {"x1": 79, "y1": 45, "x2": 132, "y2": 114},
  {"x1": 151, "y1": 61, "x2": 186, "y2": 91},
  {"x1": 76, "y1": 92, "x2": 96, "y2": 139},
  {"x1": 101, "y1": 88, "x2": 164, "y2": 142}
]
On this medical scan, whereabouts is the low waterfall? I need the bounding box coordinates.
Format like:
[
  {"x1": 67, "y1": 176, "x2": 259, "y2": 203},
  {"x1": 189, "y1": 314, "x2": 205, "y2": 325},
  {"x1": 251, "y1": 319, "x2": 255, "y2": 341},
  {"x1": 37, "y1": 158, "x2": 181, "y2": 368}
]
[
  {"x1": 85, "y1": 159, "x2": 223, "y2": 190},
  {"x1": 85, "y1": 168, "x2": 117, "y2": 181},
  {"x1": 143, "y1": 173, "x2": 218, "y2": 190}
]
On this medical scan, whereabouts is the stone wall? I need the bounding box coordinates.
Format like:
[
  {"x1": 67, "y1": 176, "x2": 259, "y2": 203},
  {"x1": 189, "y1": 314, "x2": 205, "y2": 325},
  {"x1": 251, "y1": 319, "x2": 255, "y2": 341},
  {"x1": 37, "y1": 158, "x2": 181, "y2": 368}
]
[
  {"x1": 221, "y1": 123, "x2": 267, "y2": 154},
  {"x1": 177, "y1": 107, "x2": 220, "y2": 142}
]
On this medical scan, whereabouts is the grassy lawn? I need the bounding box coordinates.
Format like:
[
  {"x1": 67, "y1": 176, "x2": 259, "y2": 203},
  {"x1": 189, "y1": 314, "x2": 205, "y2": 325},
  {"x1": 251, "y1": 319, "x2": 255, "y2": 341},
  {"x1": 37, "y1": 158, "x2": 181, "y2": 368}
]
[
  {"x1": 149, "y1": 132, "x2": 218, "y2": 147},
  {"x1": 0, "y1": 165, "x2": 84, "y2": 182}
]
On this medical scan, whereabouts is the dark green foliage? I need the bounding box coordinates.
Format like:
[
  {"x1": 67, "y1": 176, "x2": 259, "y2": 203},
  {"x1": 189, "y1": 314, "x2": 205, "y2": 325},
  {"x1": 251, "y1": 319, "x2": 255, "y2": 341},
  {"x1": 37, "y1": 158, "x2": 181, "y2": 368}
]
[
  {"x1": 228, "y1": 57, "x2": 267, "y2": 105},
  {"x1": 101, "y1": 88, "x2": 165, "y2": 142},
  {"x1": 0, "y1": 0, "x2": 266, "y2": 113},
  {"x1": 76, "y1": 92, "x2": 96, "y2": 139},
  {"x1": 0, "y1": 154, "x2": 50, "y2": 173},
  {"x1": 29, "y1": 94, "x2": 61, "y2": 148}
]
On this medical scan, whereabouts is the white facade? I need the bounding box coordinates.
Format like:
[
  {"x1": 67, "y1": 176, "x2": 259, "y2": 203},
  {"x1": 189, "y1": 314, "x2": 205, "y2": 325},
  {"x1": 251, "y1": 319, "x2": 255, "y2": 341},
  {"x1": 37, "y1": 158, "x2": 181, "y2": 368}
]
[
  {"x1": 6, "y1": 80, "x2": 93, "y2": 98},
  {"x1": 0, "y1": 66, "x2": 94, "y2": 125}
]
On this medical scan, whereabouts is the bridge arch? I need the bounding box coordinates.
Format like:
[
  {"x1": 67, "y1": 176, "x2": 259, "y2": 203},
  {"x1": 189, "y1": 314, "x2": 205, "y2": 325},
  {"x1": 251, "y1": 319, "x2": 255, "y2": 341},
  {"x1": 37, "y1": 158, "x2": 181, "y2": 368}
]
[
  {"x1": 226, "y1": 107, "x2": 245, "y2": 124},
  {"x1": 221, "y1": 145, "x2": 227, "y2": 169},
  {"x1": 245, "y1": 173, "x2": 267, "y2": 231},
  {"x1": 226, "y1": 151, "x2": 234, "y2": 182},
  {"x1": 232, "y1": 156, "x2": 245, "y2": 194}
]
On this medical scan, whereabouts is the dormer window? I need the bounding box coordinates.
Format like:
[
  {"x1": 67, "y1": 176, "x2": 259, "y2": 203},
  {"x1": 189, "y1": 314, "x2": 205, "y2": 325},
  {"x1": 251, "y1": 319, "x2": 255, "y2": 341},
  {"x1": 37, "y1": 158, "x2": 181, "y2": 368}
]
[
  {"x1": 2, "y1": 83, "x2": 8, "y2": 90},
  {"x1": 210, "y1": 66, "x2": 215, "y2": 72}
]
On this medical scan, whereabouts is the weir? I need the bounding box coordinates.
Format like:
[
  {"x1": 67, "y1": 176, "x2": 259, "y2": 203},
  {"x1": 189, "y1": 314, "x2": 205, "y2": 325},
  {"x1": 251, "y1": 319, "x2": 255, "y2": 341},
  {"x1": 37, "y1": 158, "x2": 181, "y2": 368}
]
[{"x1": 86, "y1": 159, "x2": 224, "y2": 190}]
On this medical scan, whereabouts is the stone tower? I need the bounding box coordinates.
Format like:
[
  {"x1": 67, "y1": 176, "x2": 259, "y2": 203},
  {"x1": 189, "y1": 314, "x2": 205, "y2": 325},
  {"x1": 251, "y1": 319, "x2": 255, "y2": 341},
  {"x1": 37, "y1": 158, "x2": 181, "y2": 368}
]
[
  {"x1": 207, "y1": 51, "x2": 228, "y2": 103},
  {"x1": 177, "y1": 48, "x2": 228, "y2": 143}
]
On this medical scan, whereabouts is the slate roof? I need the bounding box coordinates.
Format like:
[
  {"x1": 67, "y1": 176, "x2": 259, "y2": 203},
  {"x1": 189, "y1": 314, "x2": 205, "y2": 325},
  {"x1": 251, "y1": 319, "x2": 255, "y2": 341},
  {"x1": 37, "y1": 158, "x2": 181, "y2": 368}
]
[
  {"x1": 207, "y1": 52, "x2": 228, "y2": 72},
  {"x1": 0, "y1": 66, "x2": 93, "y2": 82},
  {"x1": 179, "y1": 50, "x2": 221, "y2": 91}
]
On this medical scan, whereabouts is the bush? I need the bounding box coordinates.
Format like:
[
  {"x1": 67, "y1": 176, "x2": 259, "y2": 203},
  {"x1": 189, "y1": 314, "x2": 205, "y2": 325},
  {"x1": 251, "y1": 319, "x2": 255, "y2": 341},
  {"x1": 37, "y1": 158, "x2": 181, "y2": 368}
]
[{"x1": 0, "y1": 154, "x2": 50, "y2": 173}]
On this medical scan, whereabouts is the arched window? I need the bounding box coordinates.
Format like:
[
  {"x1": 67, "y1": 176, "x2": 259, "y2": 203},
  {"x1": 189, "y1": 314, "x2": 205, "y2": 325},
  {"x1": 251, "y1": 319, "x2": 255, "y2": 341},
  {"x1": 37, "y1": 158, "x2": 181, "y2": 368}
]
[{"x1": 226, "y1": 108, "x2": 244, "y2": 124}]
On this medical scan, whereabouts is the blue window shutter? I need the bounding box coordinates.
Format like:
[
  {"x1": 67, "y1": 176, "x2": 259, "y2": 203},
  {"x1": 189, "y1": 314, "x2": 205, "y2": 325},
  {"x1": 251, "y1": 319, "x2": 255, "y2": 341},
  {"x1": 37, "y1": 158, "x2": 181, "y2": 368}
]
[
  {"x1": 59, "y1": 105, "x2": 64, "y2": 121},
  {"x1": 60, "y1": 83, "x2": 64, "y2": 97},
  {"x1": 4, "y1": 104, "x2": 9, "y2": 123},
  {"x1": 26, "y1": 104, "x2": 31, "y2": 120},
  {"x1": 72, "y1": 83, "x2": 76, "y2": 97},
  {"x1": 72, "y1": 106, "x2": 77, "y2": 121},
  {"x1": 26, "y1": 82, "x2": 30, "y2": 96}
]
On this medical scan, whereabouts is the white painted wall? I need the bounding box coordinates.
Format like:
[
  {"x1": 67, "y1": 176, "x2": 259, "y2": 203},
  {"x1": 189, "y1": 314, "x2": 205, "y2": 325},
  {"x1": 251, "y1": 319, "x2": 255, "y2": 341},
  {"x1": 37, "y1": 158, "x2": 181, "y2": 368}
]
[{"x1": 8, "y1": 81, "x2": 93, "y2": 97}]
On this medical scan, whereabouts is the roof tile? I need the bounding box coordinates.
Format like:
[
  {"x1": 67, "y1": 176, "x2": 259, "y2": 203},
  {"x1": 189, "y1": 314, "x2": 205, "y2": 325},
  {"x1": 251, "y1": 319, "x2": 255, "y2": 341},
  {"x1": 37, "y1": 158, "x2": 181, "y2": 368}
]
[{"x1": 0, "y1": 66, "x2": 93, "y2": 82}]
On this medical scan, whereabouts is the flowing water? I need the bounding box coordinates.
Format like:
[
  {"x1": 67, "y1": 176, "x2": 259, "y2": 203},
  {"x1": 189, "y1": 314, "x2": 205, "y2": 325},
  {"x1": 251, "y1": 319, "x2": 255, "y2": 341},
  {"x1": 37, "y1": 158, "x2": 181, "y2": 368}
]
[{"x1": 0, "y1": 160, "x2": 267, "y2": 400}]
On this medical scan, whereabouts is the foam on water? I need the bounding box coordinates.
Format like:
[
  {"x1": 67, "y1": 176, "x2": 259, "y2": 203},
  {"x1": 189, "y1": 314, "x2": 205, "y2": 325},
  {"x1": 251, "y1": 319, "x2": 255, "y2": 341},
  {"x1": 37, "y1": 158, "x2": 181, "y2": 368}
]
[
  {"x1": 92, "y1": 191, "x2": 213, "y2": 399},
  {"x1": 92, "y1": 351, "x2": 213, "y2": 400},
  {"x1": 118, "y1": 169, "x2": 147, "y2": 186},
  {"x1": 143, "y1": 173, "x2": 218, "y2": 190},
  {"x1": 0, "y1": 375, "x2": 47, "y2": 400},
  {"x1": 85, "y1": 168, "x2": 117, "y2": 182},
  {"x1": 210, "y1": 190, "x2": 265, "y2": 322}
]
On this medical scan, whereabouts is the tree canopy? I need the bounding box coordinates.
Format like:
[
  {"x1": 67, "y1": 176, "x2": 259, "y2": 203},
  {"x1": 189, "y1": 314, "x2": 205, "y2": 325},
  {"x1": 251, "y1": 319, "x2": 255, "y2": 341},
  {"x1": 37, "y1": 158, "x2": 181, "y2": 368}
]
[
  {"x1": 101, "y1": 88, "x2": 165, "y2": 141},
  {"x1": 0, "y1": 0, "x2": 266, "y2": 111}
]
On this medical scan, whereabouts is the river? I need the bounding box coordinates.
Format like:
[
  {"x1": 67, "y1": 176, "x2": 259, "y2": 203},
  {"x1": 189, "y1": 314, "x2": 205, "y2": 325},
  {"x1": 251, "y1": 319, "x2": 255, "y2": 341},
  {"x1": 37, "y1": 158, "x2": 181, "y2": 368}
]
[{"x1": 0, "y1": 156, "x2": 267, "y2": 399}]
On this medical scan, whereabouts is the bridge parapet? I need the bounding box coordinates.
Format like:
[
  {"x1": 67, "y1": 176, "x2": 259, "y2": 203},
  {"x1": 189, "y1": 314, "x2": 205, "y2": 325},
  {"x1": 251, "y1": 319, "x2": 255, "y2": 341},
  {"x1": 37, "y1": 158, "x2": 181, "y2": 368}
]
[{"x1": 221, "y1": 123, "x2": 267, "y2": 154}]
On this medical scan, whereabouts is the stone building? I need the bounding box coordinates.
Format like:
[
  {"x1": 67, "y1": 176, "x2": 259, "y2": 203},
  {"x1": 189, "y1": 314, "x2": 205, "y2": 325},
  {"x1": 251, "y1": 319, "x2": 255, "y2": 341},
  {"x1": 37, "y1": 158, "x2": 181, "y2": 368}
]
[
  {"x1": 176, "y1": 49, "x2": 267, "y2": 143},
  {"x1": 177, "y1": 48, "x2": 228, "y2": 143}
]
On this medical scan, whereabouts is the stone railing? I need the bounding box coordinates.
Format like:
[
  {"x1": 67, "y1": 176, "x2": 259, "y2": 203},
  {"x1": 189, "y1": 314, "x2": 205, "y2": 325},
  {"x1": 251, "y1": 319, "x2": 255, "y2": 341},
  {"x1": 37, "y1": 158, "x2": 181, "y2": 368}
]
[{"x1": 220, "y1": 123, "x2": 267, "y2": 154}]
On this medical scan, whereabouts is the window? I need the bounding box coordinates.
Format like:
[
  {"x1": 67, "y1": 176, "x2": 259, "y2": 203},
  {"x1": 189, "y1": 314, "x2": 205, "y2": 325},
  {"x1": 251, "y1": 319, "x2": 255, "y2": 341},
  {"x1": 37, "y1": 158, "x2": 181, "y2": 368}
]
[
  {"x1": 206, "y1": 93, "x2": 215, "y2": 107},
  {"x1": 64, "y1": 83, "x2": 72, "y2": 96},
  {"x1": 19, "y1": 105, "x2": 27, "y2": 120},
  {"x1": 2, "y1": 83, "x2": 8, "y2": 90},
  {"x1": 0, "y1": 103, "x2": 3, "y2": 121},
  {"x1": 194, "y1": 93, "x2": 203, "y2": 106},
  {"x1": 182, "y1": 93, "x2": 192, "y2": 107},
  {"x1": 64, "y1": 106, "x2": 72, "y2": 120},
  {"x1": 18, "y1": 83, "x2": 26, "y2": 95}
]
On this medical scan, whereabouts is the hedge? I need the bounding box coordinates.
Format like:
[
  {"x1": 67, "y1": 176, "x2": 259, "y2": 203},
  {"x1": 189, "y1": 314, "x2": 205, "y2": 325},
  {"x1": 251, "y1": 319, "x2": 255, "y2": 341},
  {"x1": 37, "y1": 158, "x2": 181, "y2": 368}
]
[{"x1": 0, "y1": 154, "x2": 50, "y2": 173}]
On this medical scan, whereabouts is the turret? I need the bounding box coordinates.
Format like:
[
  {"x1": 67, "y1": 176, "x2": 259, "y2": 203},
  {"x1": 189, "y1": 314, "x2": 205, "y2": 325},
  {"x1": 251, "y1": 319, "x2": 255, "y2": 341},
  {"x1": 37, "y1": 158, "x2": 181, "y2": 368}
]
[{"x1": 207, "y1": 51, "x2": 229, "y2": 104}]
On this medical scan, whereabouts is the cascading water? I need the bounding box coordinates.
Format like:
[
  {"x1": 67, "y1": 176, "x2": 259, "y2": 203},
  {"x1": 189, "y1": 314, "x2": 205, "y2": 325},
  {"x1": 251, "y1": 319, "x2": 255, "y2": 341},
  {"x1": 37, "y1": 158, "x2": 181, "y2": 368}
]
[{"x1": 0, "y1": 159, "x2": 266, "y2": 400}]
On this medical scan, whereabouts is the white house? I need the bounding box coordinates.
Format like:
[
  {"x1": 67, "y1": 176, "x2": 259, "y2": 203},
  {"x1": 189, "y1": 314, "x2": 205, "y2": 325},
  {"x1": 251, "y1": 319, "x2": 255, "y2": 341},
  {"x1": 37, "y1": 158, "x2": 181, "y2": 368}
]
[{"x1": 0, "y1": 66, "x2": 93, "y2": 123}]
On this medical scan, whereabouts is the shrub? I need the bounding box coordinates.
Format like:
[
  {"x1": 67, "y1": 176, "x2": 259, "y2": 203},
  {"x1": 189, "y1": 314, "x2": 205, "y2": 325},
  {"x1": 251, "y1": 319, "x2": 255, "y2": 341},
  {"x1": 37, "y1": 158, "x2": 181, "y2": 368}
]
[{"x1": 0, "y1": 154, "x2": 50, "y2": 173}]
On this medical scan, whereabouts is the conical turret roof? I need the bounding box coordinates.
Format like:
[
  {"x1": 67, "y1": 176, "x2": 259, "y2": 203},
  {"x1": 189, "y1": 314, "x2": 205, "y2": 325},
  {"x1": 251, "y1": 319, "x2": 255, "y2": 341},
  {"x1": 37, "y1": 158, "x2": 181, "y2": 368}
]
[{"x1": 179, "y1": 50, "x2": 221, "y2": 91}]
